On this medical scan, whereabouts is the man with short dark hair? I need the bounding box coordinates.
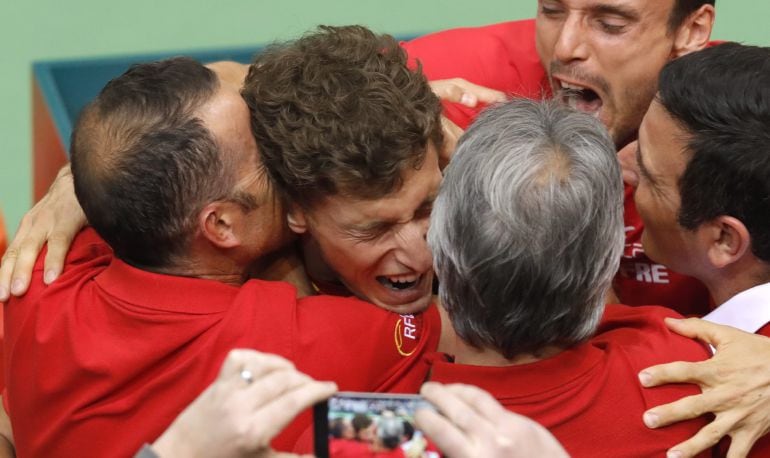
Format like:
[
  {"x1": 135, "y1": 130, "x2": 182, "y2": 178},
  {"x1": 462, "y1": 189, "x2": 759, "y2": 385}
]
[
  {"x1": 632, "y1": 42, "x2": 770, "y2": 456},
  {"x1": 70, "y1": 57, "x2": 283, "y2": 273},
  {"x1": 403, "y1": 0, "x2": 716, "y2": 315},
  {"x1": 426, "y1": 98, "x2": 711, "y2": 456}
]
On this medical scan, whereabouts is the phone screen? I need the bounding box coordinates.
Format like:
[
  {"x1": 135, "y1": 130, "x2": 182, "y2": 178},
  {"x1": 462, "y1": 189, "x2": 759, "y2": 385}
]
[{"x1": 314, "y1": 391, "x2": 441, "y2": 458}]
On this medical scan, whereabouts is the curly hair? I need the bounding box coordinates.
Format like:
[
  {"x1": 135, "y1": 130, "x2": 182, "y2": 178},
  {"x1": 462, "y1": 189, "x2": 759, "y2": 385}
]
[{"x1": 242, "y1": 25, "x2": 443, "y2": 208}]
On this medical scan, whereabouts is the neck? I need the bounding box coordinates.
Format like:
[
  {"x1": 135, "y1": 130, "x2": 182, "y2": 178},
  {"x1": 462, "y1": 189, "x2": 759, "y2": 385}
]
[
  {"x1": 247, "y1": 241, "x2": 314, "y2": 297},
  {"x1": 149, "y1": 240, "x2": 251, "y2": 286},
  {"x1": 150, "y1": 259, "x2": 247, "y2": 286},
  {"x1": 452, "y1": 338, "x2": 564, "y2": 366},
  {"x1": 300, "y1": 235, "x2": 340, "y2": 285},
  {"x1": 705, "y1": 261, "x2": 770, "y2": 307}
]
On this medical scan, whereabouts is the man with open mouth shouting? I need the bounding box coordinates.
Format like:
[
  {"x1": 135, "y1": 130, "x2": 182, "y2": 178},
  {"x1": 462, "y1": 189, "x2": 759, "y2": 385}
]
[
  {"x1": 403, "y1": 3, "x2": 770, "y2": 457},
  {"x1": 241, "y1": 26, "x2": 444, "y2": 315},
  {"x1": 402, "y1": 0, "x2": 717, "y2": 316}
]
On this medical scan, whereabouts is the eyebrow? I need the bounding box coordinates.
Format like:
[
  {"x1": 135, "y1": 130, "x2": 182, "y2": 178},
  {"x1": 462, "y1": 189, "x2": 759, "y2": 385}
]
[
  {"x1": 544, "y1": 0, "x2": 640, "y2": 17},
  {"x1": 348, "y1": 220, "x2": 391, "y2": 235},
  {"x1": 347, "y1": 195, "x2": 437, "y2": 233},
  {"x1": 589, "y1": 3, "x2": 640, "y2": 21}
]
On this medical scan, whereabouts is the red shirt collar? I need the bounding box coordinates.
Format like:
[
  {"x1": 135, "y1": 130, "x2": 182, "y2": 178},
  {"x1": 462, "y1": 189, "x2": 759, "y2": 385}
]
[
  {"x1": 95, "y1": 257, "x2": 241, "y2": 314},
  {"x1": 427, "y1": 343, "x2": 604, "y2": 397}
]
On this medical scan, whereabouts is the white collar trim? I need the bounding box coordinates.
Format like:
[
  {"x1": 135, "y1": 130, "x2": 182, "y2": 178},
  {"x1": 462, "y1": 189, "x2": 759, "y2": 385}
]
[{"x1": 703, "y1": 282, "x2": 770, "y2": 334}]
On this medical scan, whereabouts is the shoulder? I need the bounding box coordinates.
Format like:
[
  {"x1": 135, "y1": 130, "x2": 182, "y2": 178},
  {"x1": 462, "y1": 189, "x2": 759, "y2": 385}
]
[
  {"x1": 403, "y1": 19, "x2": 537, "y2": 58},
  {"x1": 589, "y1": 306, "x2": 712, "y2": 433},
  {"x1": 595, "y1": 304, "x2": 710, "y2": 400},
  {"x1": 596, "y1": 305, "x2": 710, "y2": 371},
  {"x1": 45, "y1": 227, "x2": 112, "y2": 272},
  {"x1": 296, "y1": 295, "x2": 441, "y2": 343},
  {"x1": 240, "y1": 277, "x2": 298, "y2": 303},
  {"x1": 7, "y1": 227, "x2": 111, "y2": 311},
  {"x1": 290, "y1": 298, "x2": 441, "y2": 391},
  {"x1": 402, "y1": 19, "x2": 544, "y2": 90}
]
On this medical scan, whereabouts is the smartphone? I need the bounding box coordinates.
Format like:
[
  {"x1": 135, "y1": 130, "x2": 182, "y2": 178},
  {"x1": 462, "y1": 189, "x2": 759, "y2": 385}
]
[{"x1": 313, "y1": 391, "x2": 440, "y2": 458}]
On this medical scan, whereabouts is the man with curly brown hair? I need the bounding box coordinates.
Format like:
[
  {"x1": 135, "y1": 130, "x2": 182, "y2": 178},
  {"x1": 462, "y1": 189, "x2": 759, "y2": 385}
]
[{"x1": 242, "y1": 26, "x2": 445, "y2": 316}]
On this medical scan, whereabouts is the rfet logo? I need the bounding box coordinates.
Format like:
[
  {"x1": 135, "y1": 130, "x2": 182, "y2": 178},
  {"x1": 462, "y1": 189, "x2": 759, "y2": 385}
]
[{"x1": 394, "y1": 314, "x2": 421, "y2": 357}]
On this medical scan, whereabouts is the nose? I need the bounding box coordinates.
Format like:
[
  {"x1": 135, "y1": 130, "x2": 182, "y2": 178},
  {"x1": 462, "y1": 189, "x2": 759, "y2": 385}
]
[
  {"x1": 393, "y1": 217, "x2": 433, "y2": 273},
  {"x1": 553, "y1": 14, "x2": 590, "y2": 63}
]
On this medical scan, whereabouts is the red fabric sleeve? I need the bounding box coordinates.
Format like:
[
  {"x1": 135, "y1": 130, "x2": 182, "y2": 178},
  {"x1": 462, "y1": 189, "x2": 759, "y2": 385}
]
[{"x1": 401, "y1": 20, "x2": 549, "y2": 130}]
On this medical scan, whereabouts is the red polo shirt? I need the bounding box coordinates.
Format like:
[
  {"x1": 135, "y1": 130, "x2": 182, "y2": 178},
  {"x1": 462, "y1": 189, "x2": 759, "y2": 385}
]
[
  {"x1": 402, "y1": 21, "x2": 712, "y2": 315},
  {"x1": 428, "y1": 304, "x2": 711, "y2": 457},
  {"x1": 402, "y1": 19, "x2": 549, "y2": 131},
  {"x1": 3, "y1": 229, "x2": 440, "y2": 457}
]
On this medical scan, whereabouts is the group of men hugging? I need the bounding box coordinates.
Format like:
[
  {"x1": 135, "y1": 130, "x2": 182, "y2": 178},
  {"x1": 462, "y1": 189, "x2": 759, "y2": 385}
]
[{"x1": 2, "y1": 0, "x2": 770, "y2": 456}]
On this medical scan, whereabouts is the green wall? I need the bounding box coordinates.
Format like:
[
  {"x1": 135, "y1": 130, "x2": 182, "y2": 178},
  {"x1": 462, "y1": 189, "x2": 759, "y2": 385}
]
[{"x1": 0, "y1": 1, "x2": 767, "y2": 237}]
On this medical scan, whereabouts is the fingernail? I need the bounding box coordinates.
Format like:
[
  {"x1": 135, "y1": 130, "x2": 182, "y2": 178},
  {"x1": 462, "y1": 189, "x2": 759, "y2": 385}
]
[
  {"x1": 44, "y1": 270, "x2": 58, "y2": 285},
  {"x1": 0, "y1": 286, "x2": 8, "y2": 302},
  {"x1": 643, "y1": 411, "x2": 659, "y2": 428},
  {"x1": 460, "y1": 93, "x2": 476, "y2": 107},
  {"x1": 667, "y1": 450, "x2": 683, "y2": 458},
  {"x1": 638, "y1": 371, "x2": 652, "y2": 387},
  {"x1": 11, "y1": 279, "x2": 24, "y2": 295}
]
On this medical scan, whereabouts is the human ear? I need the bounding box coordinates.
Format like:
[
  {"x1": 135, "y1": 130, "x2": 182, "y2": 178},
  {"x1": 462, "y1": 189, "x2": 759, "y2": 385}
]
[
  {"x1": 198, "y1": 202, "x2": 242, "y2": 248},
  {"x1": 704, "y1": 216, "x2": 751, "y2": 269},
  {"x1": 286, "y1": 205, "x2": 309, "y2": 234},
  {"x1": 671, "y1": 4, "x2": 715, "y2": 58}
]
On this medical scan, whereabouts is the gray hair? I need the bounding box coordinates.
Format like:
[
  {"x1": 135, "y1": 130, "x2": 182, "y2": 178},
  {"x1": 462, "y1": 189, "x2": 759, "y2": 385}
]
[
  {"x1": 377, "y1": 416, "x2": 404, "y2": 450},
  {"x1": 428, "y1": 99, "x2": 624, "y2": 358}
]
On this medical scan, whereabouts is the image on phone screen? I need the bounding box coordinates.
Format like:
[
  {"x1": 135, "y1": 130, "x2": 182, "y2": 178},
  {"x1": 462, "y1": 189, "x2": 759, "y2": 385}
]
[{"x1": 314, "y1": 391, "x2": 442, "y2": 458}]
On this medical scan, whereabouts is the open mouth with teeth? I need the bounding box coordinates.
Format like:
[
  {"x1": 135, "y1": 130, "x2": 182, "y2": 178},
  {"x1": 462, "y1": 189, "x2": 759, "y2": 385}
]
[
  {"x1": 368, "y1": 272, "x2": 433, "y2": 313},
  {"x1": 559, "y1": 82, "x2": 603, "y2": 115},
  {"x1": 377, "y1": 275, "x2": 421, "y2": 291}
]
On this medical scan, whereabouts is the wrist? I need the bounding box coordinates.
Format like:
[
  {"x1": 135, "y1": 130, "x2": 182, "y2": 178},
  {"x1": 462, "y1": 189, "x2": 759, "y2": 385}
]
[{"x1": 150, "y1": 430, "x2": 195, "y2": 458}]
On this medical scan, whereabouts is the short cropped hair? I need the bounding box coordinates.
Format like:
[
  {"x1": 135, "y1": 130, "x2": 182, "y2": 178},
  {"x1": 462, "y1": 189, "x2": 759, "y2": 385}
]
[
  {"x1": 429, "y1": 99, "x2": 624, "y2": 359},
  {"x1": 242, "y1": 25, "x2": 443, "y2": 208},
  {"x1": 71, "y1": 57, "x2": 245, "y2": 269},
  {"x1": 351, "y1": 414, "x2": 373, "y2": 434},
  {"x1": 669, "y1": 0, "x2": 715, "y2": 31},
  {"x1": 658, "y1": 42, "x2": 770, "y2": 263}
]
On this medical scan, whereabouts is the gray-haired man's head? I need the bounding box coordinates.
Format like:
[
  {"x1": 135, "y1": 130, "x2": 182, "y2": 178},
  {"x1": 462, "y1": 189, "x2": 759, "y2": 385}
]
[{"x1": 429, "y1": 99, "x2": 624, "y2": 358}]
